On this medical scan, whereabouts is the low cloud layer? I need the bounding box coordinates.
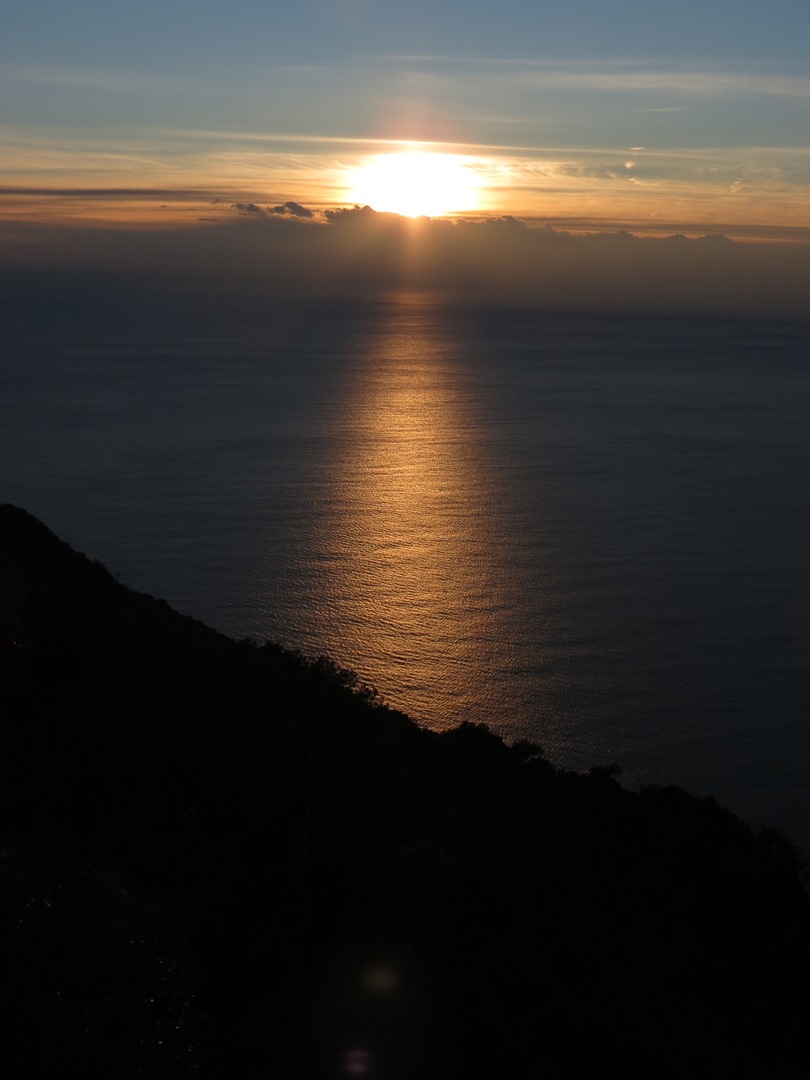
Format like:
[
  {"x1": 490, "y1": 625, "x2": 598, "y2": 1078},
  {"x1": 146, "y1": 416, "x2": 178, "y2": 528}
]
[{"x1": 2, "y1": 205, "x2": 808, "y2": 319}]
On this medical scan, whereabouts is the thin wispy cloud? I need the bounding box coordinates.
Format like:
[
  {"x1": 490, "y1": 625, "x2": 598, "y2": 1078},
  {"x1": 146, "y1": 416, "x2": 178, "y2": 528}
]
[
  {"x1": 514, "y1": 69, "x2": 810, "y2": 98},
  {"x1": 364, "y1": 55, "x2": 810, "y2": 98},
  {"x1": 0, "y1": 63, "x2": 210, "y2": 96}
]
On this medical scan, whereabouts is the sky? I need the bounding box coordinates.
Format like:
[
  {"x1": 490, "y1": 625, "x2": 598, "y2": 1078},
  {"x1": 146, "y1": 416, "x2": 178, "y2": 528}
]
[
  {"x1": 3, "y1": 0, "x2": 810, "y2": 230},
  {"x1": 2, "y1": 1, "x2": 810, "y2": 314}
]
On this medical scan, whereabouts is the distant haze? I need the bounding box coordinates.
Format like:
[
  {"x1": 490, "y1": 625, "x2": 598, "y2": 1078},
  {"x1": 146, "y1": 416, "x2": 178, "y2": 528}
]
[{"x1": 3, "y1": 208, "x2": 809, "y2": 319}]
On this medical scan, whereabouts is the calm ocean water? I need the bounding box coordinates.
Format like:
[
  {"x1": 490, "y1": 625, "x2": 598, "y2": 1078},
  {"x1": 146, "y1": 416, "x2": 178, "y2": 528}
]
[{"x1": 4, "y1": 279, "x2": 810, "y2": 847}]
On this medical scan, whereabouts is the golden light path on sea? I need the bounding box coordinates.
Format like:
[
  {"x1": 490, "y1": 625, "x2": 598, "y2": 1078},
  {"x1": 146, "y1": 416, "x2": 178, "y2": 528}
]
[{"x1": 305, "y1": 300, "x2": 520, "y2": 727}]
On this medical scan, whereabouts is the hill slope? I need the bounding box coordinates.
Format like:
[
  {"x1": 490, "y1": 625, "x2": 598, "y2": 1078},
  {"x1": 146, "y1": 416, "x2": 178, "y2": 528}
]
[{"x1": 1, "y1": 504, "x2": 808, "y2": 1079}]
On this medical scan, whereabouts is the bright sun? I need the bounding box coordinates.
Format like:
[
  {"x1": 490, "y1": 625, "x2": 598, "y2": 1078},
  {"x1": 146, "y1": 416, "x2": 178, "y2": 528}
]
[{"x1": 346, "y1": 151, "x2": 479, "y2": 217}]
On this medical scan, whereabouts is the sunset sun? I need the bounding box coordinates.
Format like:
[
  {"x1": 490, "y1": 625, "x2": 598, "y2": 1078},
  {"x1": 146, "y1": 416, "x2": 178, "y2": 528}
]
[{"x1": 346, "y1": 151, "x2": 479, "y2": 217}]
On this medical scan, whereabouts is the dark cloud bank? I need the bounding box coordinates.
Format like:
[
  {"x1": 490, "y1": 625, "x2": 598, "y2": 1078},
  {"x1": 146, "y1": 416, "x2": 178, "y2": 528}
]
[{"x1": 3, "y1": 205, "x2": 809, "y2": 318}]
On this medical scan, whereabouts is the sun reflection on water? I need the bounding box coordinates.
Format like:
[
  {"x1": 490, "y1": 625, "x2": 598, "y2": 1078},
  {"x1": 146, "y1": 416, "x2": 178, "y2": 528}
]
[{"x1": 311, "y1": 302, "x2": 513, "y2": 727}]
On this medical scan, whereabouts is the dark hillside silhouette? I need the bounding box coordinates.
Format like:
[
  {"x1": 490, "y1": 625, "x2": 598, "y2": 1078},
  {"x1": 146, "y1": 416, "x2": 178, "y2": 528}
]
[{"x1": 1, "y1": 503, "x2": 809, "y2": 1078}]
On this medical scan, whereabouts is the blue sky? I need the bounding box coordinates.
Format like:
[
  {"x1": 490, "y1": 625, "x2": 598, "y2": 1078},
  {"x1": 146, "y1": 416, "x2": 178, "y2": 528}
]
[
  {"x1": 3, "y1": 0, "x2": 810, "y2": 231},
  {"x1": 5, "y1": 1, "x2": 809, "y2": 67}
]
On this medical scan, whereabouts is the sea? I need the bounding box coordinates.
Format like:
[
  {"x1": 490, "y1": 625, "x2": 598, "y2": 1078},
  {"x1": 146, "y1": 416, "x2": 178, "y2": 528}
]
[{"x1": 3, "y1": 276, "x2": 809, "y2": 850}]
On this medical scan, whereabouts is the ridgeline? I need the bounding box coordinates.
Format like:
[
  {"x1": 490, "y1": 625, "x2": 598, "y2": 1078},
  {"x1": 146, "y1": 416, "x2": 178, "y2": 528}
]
[{"x1": 1, "y1": 503, "x2": 808, "y2": 1079}]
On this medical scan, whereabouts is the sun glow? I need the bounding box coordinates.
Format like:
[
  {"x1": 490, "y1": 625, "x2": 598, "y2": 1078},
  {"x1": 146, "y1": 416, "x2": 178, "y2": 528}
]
[{"x1": 345, "y1": 151, "x2": 479, "y2": 217}]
